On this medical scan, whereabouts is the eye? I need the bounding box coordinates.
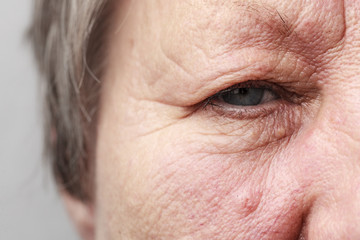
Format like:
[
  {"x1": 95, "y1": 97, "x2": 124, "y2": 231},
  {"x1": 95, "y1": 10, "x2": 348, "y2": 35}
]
[
  {"x1": 220, "y1": 87, "x2": 277, "y2": 106},
  {"x1": 209, "y1": 81, "x2": 281, "y2": 108},
  {"x1": 200, "y1": 81, "x2": 290, "y2": 119}
]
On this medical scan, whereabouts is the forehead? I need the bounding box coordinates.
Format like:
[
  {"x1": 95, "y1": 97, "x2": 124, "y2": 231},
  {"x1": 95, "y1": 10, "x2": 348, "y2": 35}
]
[
  {"x1": 107, "y1": 0, "x2": 349, "y2": 105},
  {"x1": 135, "y1": 0, "x2": 345, "y2": 50}
]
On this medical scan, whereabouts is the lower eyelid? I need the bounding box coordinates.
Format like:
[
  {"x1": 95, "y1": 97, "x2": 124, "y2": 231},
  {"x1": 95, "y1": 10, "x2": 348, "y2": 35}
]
[{"x1": 194, "y1": 100, "x2": 303, "y2": 145}]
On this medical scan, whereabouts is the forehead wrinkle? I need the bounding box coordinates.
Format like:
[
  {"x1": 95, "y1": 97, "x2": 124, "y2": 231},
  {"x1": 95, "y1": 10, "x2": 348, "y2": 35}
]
[
  {"x1": 159, "y1": 0, "x2": 346, "y2": 76},
  {"x1": 157, "y1": 0, "x2": 301, "y2": 78},
  {"x1": 210, "y1": 0, "x2": 345, "y2": 59},
  {"x1": 193, "y1": 1, "x2": 301, "y2": 58}
]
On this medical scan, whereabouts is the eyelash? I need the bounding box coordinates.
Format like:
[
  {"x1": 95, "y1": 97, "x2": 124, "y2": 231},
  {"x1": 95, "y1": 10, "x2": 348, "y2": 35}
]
[{"x1": 200, "y1": 80, "x2": 295, "y2": 119}]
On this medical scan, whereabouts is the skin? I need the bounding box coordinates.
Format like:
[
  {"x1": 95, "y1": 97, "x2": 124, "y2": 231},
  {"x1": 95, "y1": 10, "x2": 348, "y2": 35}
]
[{"x1": 65, "y1": 0, "x2": 360, "y2": 239}]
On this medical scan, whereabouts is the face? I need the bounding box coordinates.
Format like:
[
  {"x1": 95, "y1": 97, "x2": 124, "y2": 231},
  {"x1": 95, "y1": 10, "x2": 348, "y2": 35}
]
[{"x1": 87, "y1": 0, "x2": 360, "y2": 239}]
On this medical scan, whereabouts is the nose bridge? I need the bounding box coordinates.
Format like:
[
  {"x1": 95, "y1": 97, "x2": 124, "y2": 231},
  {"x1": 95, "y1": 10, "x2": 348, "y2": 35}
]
[
  {"x1": 315, "y1": 49, "x2": 360, "y2": 190},
  {"x1": 299, "y1": 81, "x2": 360, "y2": 239},
  {"x1": 316, "y1": 14, "x2": 360, "y2": 150},
  {"x1": 311, "y1": 76, "x2": 360, "y2": 192},
  {"x1": 313, "y1": 71, "x2": 359, "y2": 171},
  {"x1": 301, "y1": 46, "x2": 360, "y2": 238},
  {"x1": 322, "y1": 0, "x2": 360, "y2": 147}
]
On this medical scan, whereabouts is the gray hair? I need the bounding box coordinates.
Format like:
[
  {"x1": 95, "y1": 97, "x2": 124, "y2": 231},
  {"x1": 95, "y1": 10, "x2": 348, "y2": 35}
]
[{"x1": 29, "y1": 0, "x2": 112, "y2": 201}]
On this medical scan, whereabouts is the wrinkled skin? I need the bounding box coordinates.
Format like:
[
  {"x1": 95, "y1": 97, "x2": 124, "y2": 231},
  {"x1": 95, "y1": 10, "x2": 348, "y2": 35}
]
[{"x1": 90, "y1": 0, "x2": 360, "y2": 239}]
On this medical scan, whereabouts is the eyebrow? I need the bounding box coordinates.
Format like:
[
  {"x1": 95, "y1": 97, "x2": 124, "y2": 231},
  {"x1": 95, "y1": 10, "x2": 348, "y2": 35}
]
[
  {"x1": 235, "y1": 1, "x2": 295, "y2": 39},
  {"x1": 276, "y1": 10, "x2": 293, "y2": 36}
]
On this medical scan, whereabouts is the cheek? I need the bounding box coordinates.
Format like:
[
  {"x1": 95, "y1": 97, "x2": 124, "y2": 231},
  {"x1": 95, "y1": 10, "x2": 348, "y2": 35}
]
[
  {"x1": 97, "y1": 126, "x2": 307, "y2": 239},
  {"x1": 143, "y1": 137, "x2": 305, "y2": 239}
]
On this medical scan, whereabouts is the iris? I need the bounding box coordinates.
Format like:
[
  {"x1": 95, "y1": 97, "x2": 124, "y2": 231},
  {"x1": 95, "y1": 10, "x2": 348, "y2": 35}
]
[{"x1": 221, "y1": 88, "x2": 265, "y2": 106}]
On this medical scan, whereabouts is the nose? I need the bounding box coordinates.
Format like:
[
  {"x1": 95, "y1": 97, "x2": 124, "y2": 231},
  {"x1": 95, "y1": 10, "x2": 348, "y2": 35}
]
[{"x1": 299, "y1": 59, "x2": 360, "y2": 239}]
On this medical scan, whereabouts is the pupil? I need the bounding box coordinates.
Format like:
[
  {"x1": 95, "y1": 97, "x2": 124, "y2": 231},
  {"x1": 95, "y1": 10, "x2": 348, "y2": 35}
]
[
  {"x1": 222, "y1": 88, "x2": 264, "y2": 106},
  {"x1": 239, "y1": 88, "x2": 249, "y2": 95}
]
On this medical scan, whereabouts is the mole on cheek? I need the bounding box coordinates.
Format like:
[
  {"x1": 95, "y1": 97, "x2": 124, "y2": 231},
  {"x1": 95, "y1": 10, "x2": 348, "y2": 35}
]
[{"x1": 232, "y1": 188, "x2": 263, "y2": 218}]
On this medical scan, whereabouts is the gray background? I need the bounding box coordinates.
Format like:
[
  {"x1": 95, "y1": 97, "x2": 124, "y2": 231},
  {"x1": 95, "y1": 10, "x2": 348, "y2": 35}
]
[{"x1": 0, "y1": 1, "x2": 78, "y2": 239}]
